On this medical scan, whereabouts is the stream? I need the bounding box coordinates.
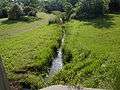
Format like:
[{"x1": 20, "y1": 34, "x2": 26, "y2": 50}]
[
  {"x1": 49, "y1": 30, "x2": 65, "y2": 76},
  {"x1": 23, "y1": 20, "x2": 65, "y2": 90},
  {"x1": 23, "y1": 29, "x2": 65, "y2": 90}
]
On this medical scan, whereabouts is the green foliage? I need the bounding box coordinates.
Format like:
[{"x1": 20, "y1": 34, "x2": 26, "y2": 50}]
[
  {"x1": 74, "y1": 0, "x2": 110, "y2": 19},
  {"x1": 44, "y1": 0, "x2": 65, "y2": 12},
  {"x1": 51, "y1": 11, "x2": 65, "y2": 19},
  {"x1": 23, "y1": 6, "x2": 34, "y2": 15},
  {"x1": 21, "y1": 74, "x2": 46, "y2": 89},
  {"x1": 48, "y1": 16, "x2": 60, "y2": 24},
  {"x1": 66, "y1": 0, "x2": 78, "y2": 6},
  {"x1": 107, "y1": 64, "x2": 120, "y2": 90},
  {"x1": 0, "y1": 13, "x2": 62, "y2": 89},
  {"x1": 17, "y1": 0, "x2": 40, "y2": 8},
  {"x1": 20, "y1": 16, "x2": 40, "y2": 22},
  {"x1": 0, "y1": 0, "x2": 11, "y2": 10},
  {"x1": 8, "y1": 4, "x2": 23, "y2": 20},
  {"x1": 51, "y1": 11, "x2": 66, "y2": 22},
  {"x1": 64, "y1": 2, "x2": 73, "y2": 21},
  {"x1": 49, "y1": 14, "x2": 120, "y2": 89},
  {"x1": 0, "y1": 0, "x2": 11, "y2": 18}
]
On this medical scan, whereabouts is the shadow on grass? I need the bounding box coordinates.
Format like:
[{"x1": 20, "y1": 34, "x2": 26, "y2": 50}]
[
  {"x1": 110, "y1": 12, "x2": 120, "y2": 15},
  {"x1": 13, "y1": 65, "x2": 50, "y2": 75},
  {"x1": 79, "y1": 15, "x2": 115, "y2": 29},
  {"x1": 1, "y1": 17, "x2": 41, "y2": 25}
]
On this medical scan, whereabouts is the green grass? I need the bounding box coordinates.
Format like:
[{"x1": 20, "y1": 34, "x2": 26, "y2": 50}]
[
  {"x1": 0, "y1": 13, "x2": 62, "y2": 88},
  {"x1": 0, "y1": 12, "x2": 56, "y2": 40},
  {"x1": 1, "y1": 12, "x2": 120, "y2": 89},
  {"x1": 49, "y1": 14, "x2": 120, "y2": 90}
]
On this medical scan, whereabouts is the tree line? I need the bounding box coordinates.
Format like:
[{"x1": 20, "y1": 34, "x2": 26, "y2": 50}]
[{"x1": 0, "y1": 0, "x2": 120, "y2": 20}]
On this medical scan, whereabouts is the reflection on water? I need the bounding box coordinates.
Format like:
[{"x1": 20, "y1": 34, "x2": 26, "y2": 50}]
[
  {"x1": 49, "y1": 31, "x2": 65, "y2": 75},
  {"x1": 49, "y1": 48, "x2": 63, "y2": 75}
]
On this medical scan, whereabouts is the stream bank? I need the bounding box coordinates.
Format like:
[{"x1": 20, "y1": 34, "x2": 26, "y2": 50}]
[{"x1": 49, "y1": 26, "x2": 65, "y2": 76}]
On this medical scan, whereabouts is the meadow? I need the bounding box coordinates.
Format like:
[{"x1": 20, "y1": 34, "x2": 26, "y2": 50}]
[
  {"x1": 49, "y1": 13, "x2": 120, "y2": 90},
  {"x1": 0, "y1": 13, "x2": 62, "y2": 89},
  {"x1": 1, "y1": 0, "x2": 120, "y2": 89}
]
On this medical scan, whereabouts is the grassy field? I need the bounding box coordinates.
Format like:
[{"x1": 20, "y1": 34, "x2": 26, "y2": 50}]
[
  {"x1": 0, "y1": 12, "x2": 56, "y2": 40},
  {"x1": 0, "y1": 13, "x2": 62, "y2": 89},
  {"x1": 1, "y1": 12, "x2": 120, "y2": 89},
  {"x1": 49, "y1": 14, "x2": 120, "y2": 90}
]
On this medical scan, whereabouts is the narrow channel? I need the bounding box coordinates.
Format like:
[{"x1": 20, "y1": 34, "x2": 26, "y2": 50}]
[{"x1": 49, "y1": 27, "x2": 65, "y2": 76}]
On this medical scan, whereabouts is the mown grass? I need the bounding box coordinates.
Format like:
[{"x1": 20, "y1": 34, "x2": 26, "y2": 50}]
[
  {"x1": 0, "y1": 13, "x2": 62, "y2": 89},
  {"x1": 0, "y1": 12, "x2": 56, "y2": 40},
  {"x1": 49, "y1": 14, "x2": 120, "y2": 90}
]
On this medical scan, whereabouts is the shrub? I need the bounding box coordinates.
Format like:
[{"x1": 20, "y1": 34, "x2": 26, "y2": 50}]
[
  {"x1": 74, "y1": 0, "x2": 110, "y2": 19},
  {"x1": 8, "y1": 4, "x2": 23, "y2": 20}
]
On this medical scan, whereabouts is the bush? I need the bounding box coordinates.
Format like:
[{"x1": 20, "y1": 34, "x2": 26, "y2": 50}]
[
  {"x1": 74, "y1": 0, "x2": 110, "y2": 19},
  {"x1": 8, "y1": 4, "x2": 23, "y2": 20}
]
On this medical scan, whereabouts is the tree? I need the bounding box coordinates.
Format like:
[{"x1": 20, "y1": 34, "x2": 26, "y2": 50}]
[
  {"x1": 0, "y1": 0, "x2": 11, "y2": 10},
  {"x1": 66, "y1": 0, "x2": 78, "y2": 6},
  {"x1": 0, "y1": 0, "x2": 11, "y2": 18},
  {"x1": 8, "y1": 4, "x2": 23, "y2": 20},
  {"x1": 74, "y1": 0, "x2": 110, "y2": 19},
  {"x1": 16, "y1": 0, "x2": 40, "y2": 8},
  {"x1": 44, "y1": 0, "x2": 64, "y2": 12},
  {"x1": 64, "y1": 2, "x2": 73, "y2": 20},
  {"x1": 23, "y1": 6, "x2": 37, "y2": 16}
]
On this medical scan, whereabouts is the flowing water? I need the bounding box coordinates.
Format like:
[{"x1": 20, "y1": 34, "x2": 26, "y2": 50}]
[
  {"x1": 49, "y1": 30, "x2": 65, "y2": 76},
  {"x1": 23, "y1": 20, "x2": 65, "y2": 89}
]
